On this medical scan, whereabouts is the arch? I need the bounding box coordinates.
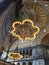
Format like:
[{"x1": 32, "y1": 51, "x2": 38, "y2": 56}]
[
  {"x1": 41, "y1": 33, "x2": 49, "y2": 45},
  {"x1": 17, "y1": 63, "x2": 20, "y2": 65},
  {"x1": 28, "y1": 62, "x2": 32, "y2": 65},
  {"x1": 22, "y1": 62, "x2": 26, "y2": 65},
  {"x1": 26, "y1": 50, "x2": 29, "y2": 55},
  {"x1": 23, "y1": 50, "x2": 25, "y2": 56},
  {"x1": 30, "y1": 49, "x2": 32, "y2": 56},
  {"x1": 20, "y1": 51, "x2": 22, "y2": 54}
]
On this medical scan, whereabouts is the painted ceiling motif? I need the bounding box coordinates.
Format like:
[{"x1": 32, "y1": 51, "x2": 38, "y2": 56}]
[{"x1": 20, "y1": 1, "x2": 48, "y2": 27}]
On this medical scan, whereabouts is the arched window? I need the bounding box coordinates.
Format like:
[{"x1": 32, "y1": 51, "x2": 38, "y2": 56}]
[
  {"x1": 30, "y1": 49, "x2": 32, "y2": 56},
  {"x1": 22, "y1": 62, "x2": 26, "y2": 65},
  {"x1": 20, "y1": 51, "x2": 22, "y2": 54},
  {"x1": 26, "y1": 50, "x2": 29, "y2": 55},
  {"x1": 17, "y1": 63, "x2": 20, "y2": 65},
  {"x1": 23, "y1": 50, "x2": 25, "y2": 56},
  {"x1": 28, "y1": 62, "x2": 32, "y2": 65}
]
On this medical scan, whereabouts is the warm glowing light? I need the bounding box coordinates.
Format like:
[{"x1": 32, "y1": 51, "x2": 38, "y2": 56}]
[
  {"x1": 11, "y1": 19, "x2": 40, "y2": 40},
  {"x1": 8, "y1": 52, "x2": 23, "y2": 60}
]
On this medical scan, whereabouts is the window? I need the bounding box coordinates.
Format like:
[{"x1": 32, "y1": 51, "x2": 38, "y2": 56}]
[
  {"x1": 28, "y1": 62, "x2": 32, "y2": 65},
  {"x1": 30, "y1": 49, "x2": 32, "y2": 56},
  {"x1": 17, "y1": 63, "x2": 20, "y2": 65},
  {"x1": 26, "y1": 50, "x2": 28, "y2": 55},
  {"x1": 0, "y1": 0, "x2": 4, "y2": 3},
  {"x1": 22, "y1": 62, "x2": 26, "y2": 65},
  {"x1": 20, "y1": 51, "x2": 22, "y2": 54},
  {"x1": 23, "y1": 50, "x2": 25, "y2": 56}
]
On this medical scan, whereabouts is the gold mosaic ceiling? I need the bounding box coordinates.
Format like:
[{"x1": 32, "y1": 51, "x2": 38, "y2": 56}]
[{"x1": 20, "y1": 0, "x2": 49, "y2": 27}]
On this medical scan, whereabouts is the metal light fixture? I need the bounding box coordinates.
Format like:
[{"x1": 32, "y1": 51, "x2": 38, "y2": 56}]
[
  {"x1": 8, "y1": 52, "x2": 23, "y2": 60},
  {"x1": 11, "y1": 19, "x2": 40, "y2": 41}
]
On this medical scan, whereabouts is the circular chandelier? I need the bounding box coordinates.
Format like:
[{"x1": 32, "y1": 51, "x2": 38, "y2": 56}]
[
  {"x1": 11, "y1": 19, "x2": 40, "y2": 41},
  {"x1": 8, "y1": 52, "x2": 23, "y2": 60}
]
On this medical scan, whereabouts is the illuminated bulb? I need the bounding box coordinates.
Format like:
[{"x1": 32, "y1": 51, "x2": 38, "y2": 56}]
[
  {"x1": 43, "y1": 29, "x2": 46, "y2": 33},
  {"x1": 34, "y1": 0, "x2": 37, "y2": 2},
  {"x1": 14, "y1": 62, "x2": 17, "y2": 65},
  {"x1": 45, "y1": 4, "x2": 48, "y2": 6}
]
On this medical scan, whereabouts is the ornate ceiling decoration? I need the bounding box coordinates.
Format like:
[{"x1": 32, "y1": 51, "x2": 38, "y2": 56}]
[
  {"x1": 30, "y1": 4, "x2": 47, "y2": 23},
  {"x1": 11, "y1": 19, "x2": 40, "y2": 41},
  {"x1": 36, "y1": 46, "x2": 46, "y2": 55},
  {"x1": 20, "y1": 1, "x2": 48, "y2": 27}
]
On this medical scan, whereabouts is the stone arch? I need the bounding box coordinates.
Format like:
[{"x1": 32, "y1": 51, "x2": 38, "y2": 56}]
[
  {"x1": 41, "y1": 33, "x2": 49, "y2": 45},
  {"x1": 20, "y1": 51, "x2": 22, "y2": 54},
  {"x1": 28, "y1": 62, "x2": 32, "y2": 65},
  {"x1": 30, "y1": 49, "x2": 32, "y2": 56},
  {"x1": 17, "y1": 63, "x2": 20, "y2": 65},
  {"x1": 23, "y1": 50, "x2": 25, "y2": 56},
  {"x1": 22, "y1": 62, "x2": 26, "y2": 65},
  {"x1": 26, "y1": 50, "x2": 29, "y2": 55}
]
